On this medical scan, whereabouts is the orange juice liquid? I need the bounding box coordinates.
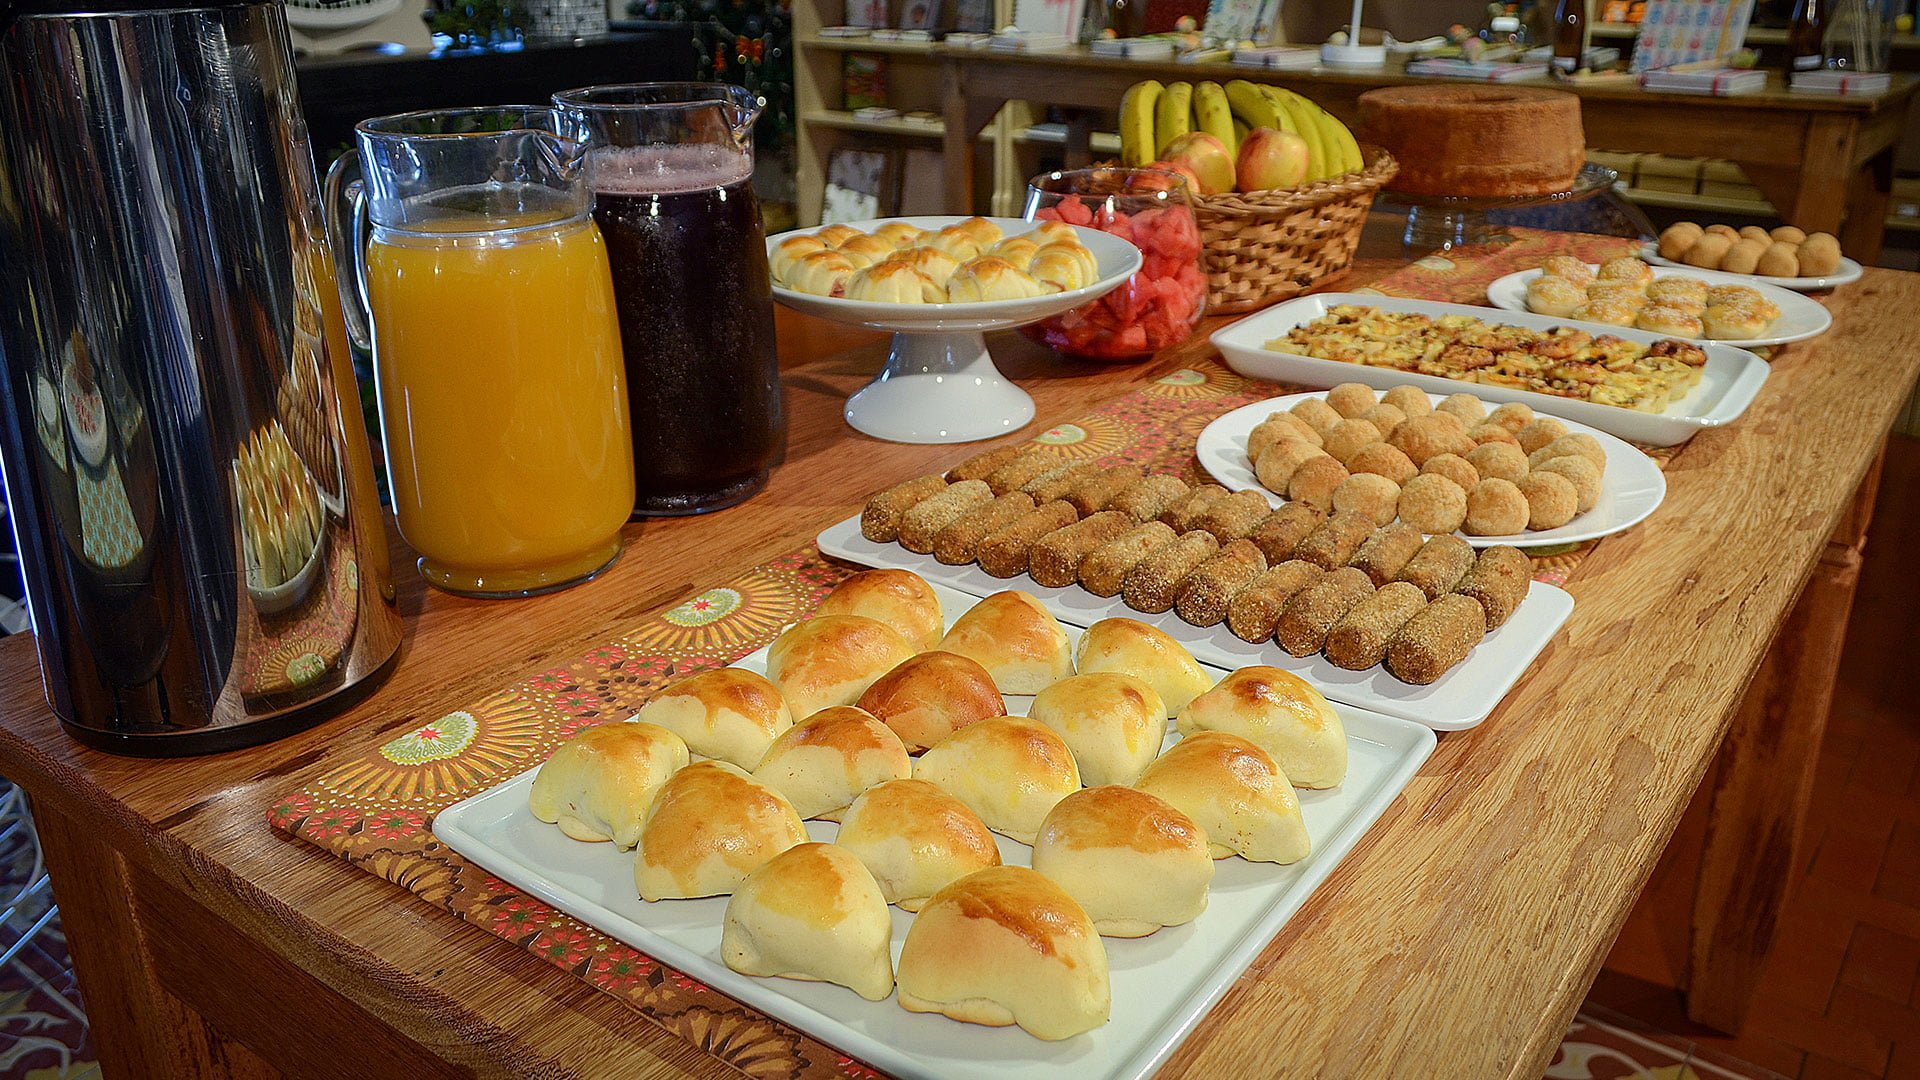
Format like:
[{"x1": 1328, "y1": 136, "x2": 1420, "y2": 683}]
[{"x1": 366, "y1": 213, "x2": 634, "y2": 595}]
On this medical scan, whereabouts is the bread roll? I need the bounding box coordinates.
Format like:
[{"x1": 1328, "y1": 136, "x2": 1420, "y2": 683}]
[
  {"x1": 722, "y1": 843, "x2": 894, "y2": 1000},
  {"x1": 815, "y1": 568, "x2": 944, "y2": 652},
  {"x1": 770, "y1": 234, "x2": 827, "y2": 283},
  {"x1": 1798, "y1": 232, "x2": 1841, "y2": 276},
  {"x1": 766, "y1": 615, "x2": 915, "y2": 719},
  {"x1": 1682, "y1": 233, "x2": 1731, "y2": 269},
  {"x1": 873, "y1": 221, "x2": 927, "y2": 249},
  {"x1": 835, "y1": 779, "x2": 1001, "y2": 912},
  {"x1": 752, "y1": 706, "x2": 910, "y2": 821},
  {"x1": 947, "y1": 256, "x2": 1049, "y2": 302},
  {"x1": 1755, "y1": 242, "x2": 1800, "y2": 278},
  {"x1": 915, "y1": 717, "x2": 1081, "y2": 844},
  {"x1": 882, "y1": 245, "x2": 962, "y2": 288},
  {"x1": 1028, "y1": 672, "x2": 1168, "y2": 787},
  {"x1": 897, "y1": 866, "x2": 1108, "y2": 1039},
  {"x1": 844, "y1": 260, "x2": 942, "y2": 303},
  {"x1": 936, "y1": 590, "x2": 1072, "y2": 694},
  {"x1": 634, "y1": 761, "x2": 807, "y2": 900},
  {"x1": 785, "y1": 250, "x2": 858, "y2": 296},
  {"x1": 1657, "y1": 223, "x2": 1700, "y2": 261},
  {"x1": 529, "y1": 721, "x2": 690, "y2": 849},
  {"x1": 1072, "y1": 616, "x2": 1215, "y2": 716},
  {"x1": 1176, "y1": 665, "x2": 1347, "y2": 788},
  {"x1": 635, "y1": 668, "x2": 791, "y2": 771},
  {"x1": 835, "y1": 234, "x2": 896, "y2": 269},
  {"x1": 855, "y1": 650, "x2": 1004, "y2": 752},
  {"x1": 1135, "y1": 732, "x2": 1310, "y2": 864},
  {"x1": 1720, "y1": 238, "x2": 1766, "y2": 276},
  {"x1": 1031, "y1": 786, "x2": 1213, "y2": 937}
]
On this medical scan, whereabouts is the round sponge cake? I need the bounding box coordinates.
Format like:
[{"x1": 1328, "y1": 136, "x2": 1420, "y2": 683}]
[{"x1": 1359, "y1": 86, "x2": 1585, "y2": 198}]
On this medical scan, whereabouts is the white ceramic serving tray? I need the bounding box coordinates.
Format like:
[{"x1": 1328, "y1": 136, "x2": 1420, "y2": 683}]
[
  {"x1": 434, "y1": 581, "x2": 1436, "y2": 1080},
  {"x1": 816, "y1": 518, "x2": 1570, "y2": 731},
  {"x1": 1484, "y1": 264, "x2": 1832, "y2": 348},
  {"x1": 1642, "y1": 245, "x2": 1863, "y2": 291},
  {"x1": 1208, "y1": 293, "x2": 1771, "y2": 447},
  {"x1": 1194, "y1": 390, "x2": 1668, "y2": 549}
]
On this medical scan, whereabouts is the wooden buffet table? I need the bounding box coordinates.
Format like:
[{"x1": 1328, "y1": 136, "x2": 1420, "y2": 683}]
[
  {"x1": 2, "y1": 244, "x2": 1918, "y2": 1078},
  {"x1": 929, "y1": 51, "x2": 1918, "y2": 261}
]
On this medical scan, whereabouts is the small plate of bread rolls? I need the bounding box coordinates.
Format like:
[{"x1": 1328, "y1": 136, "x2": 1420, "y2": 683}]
[
  {"x1": 1644, "y1": 221, "x2": 1862, "y2": 291},
  {"x1": 435, "y1": 575, "x2": 1435, "y2": 1080},
  {"x1": 1194, "y1": 385, "x2": 1668, "y2": 548},
  {"x1": 1485, "y1": 256, "x2": 1832, "y2": 348}
]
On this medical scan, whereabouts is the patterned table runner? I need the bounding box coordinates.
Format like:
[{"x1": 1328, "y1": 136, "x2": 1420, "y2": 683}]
[{"x1": 270, "y1": 228, "x2": 1679, "y2": 1080}]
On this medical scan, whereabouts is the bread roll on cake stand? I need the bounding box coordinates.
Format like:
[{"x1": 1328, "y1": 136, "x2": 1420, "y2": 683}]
[{"x1": 765, "y1": 215, "x2": 1141, "y2": 443}]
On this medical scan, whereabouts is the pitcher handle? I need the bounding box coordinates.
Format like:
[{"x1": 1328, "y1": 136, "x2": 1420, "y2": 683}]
[{"x1": 321, "y1": 149, "x2": 374, "y2": 354}]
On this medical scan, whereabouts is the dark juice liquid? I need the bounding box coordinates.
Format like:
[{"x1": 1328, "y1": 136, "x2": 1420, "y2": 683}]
[{"x1": 590, "y1": 147, "x2": 783, "y2": 516}]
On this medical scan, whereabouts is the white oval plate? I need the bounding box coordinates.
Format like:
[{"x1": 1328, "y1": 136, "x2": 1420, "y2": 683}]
[
  {"x1": 1486, "y1": 264, "x2": 1831, "y2": 348},
  {"x1": 1641, "y1": 245, "x2": 1863, "y2": 291},
  {"x1": 1194, "y1": 390, "x2": 1667, "y2": 549},
  {"x1": 766, "y1": 215, "x2": 1143, "y2": 332}
]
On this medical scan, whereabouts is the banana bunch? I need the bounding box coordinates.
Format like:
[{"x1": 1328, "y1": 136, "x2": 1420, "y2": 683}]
[{"x1": 1119, "y1": 78, "x2": 1362, "y2": 190}]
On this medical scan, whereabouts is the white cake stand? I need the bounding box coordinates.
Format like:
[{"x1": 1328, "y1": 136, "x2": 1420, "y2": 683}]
[{"x1": 767, "y1": 215, "x2": 1143, "y2": 444}]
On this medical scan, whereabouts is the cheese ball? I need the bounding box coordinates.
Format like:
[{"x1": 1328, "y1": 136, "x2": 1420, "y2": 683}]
[
  {"x1": 1331, "y1": 473, "x2": 1401, "y2": 527},
  {"x1": 1286, "y1": 455, "x2": 1349, "y2": 512},
  {"x1": 1515, "y1": 418, "x2": 1569, "y2": 455},
  {"x1": 1681, "y1": 233, "x2": 1732, "y2": 269},
  {"x1": 1720, "y1": 238, "x2": 1767, "y2": 276},
  {"x1": 1798, "y1": 233, "x2": 1841, "y2": 276},
  {"x1": 1531, "y1": 433, "x2": 1606, "y2": 472},
  {"x1": 1770, "y1": 225, "x2": 1807, "y2": 245},
  {"x1": 1255, "y1": 438, "x2": 1328, "y2": 493},
  {"x1": 1395, "y1": 473, "x2": 1468, "y2": 535},
  {"x1": 1657, "y1": 223, "x2": 1701, "y2": 261},
  {"x1": 1248, "y1": 413, "x2": 1322, "y2": 462},
  {"x1": 1359, "y1": 404, "x2": 1407, "y2": 440},
  {"x1": 1464, "y1": 478, "x2": 1528, "y2": 536},
  {"x1": 1326, "y1": 383, "x2": 1378, "y2": 419},
  {"x1": 1347, "y1": 442, "x2": 1418, "y2": 485},
  {"x1": 1464, "y1": 441, "x2": 1528, "y2": 485},
  {"x1": 1755, "y1": 242, "x2": 1800, "y2": 278},
  {"x1": 1467, "y1": 423, "x2": 1518, "y2": 448},
  {"x1": 1419, "y1": 453, "x2": 1480, "y2": 493},
  {"x1": 1435, "y1": 393, "x2": 1486, "y2": 426},
  {"x1": 1322, "y1": 418, "x2": 1385, "y2": 466},
  {"x1": 1486, "y1": 402, "x2": 1534, "y2": 434},
  {"x1": 1381, "y1": 385, "x2": 1432, "y2": 418},
  {"x1": 1540, "y1": 254, "x2": 1596, "y2": 286},
  {"x1": 1290, "y1": 398, "x2": 1344, "y2": 436},
  {"x1": 1517, "y1": 472, "x2": 1579, "y2": 530},
  {"x1": 1389, "y1": 414, "x2": 1466, "y2": 467},
  {"x1": 1535, "y1": 455, "x2": 1602, "y2": 514}
]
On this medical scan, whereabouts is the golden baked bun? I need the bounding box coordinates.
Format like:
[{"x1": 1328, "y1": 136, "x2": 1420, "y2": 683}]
[
  {"x1": 1645, "y1": 276, "x2": 1708, "y2": 310},
  {"x1": 529, "y1": 721, "x2": 690, "y2": 849},
  {"x1": 844, "y1": 261, "x2": 943, "y2": 303},
  {"x1": 881, "y1": 246, "x2": 962, "y2": 288},
  {"x1": 1072, "y1": 616, "x2": 1215, "y2": 716},
  {"x1": 872, "y1": 221, "x2": 926, "y2": 249},
  {"x1": 1701, "y1": 303, "x2": 1769, "y2": 340},
  {"x1": 1538, "y1": 255, "x2": 1595, "y2": 287},
  {"x1": 722, "y1": 843, "x2": 895, "y2": 1001},
  {"x1": 1027, "y1": 673, "x2": 1168, "y2": 787},
  {"x1": 896, "y1": 866, "x2": 1110, "y2": 1040},
  {"x1": 770, "y1": 234, "x2": 827, "y2": 283},
  {"x1": 950, "y1": 215, "x2": 1004, "y2": 248},
  {"x1": 636, "y1": 667, "x2": 793, "y2": 771},
  {"x1": 1596, "y1": 257, "x2": 1653, "y2": 287},
  {"x1": 1706, "y1": 284, "x2": 1764, "y2": 308},
  {"x1": 1176, "y1": 666, "x2": 1347, "y2": 788},
  {"x1": 946, "y1": 257, "x2": 1049, "y2": 303},
  {"x1": 814, "y1": 223, "x2": 863, "y2": 248},
  {"x1": 1031, "y1": 220, "x2": 1079, "y2": 245},
  {"x1": 1635, "y1": 305, "x2": 1704, "y2": 338},
  {"x1": 634, "y1": 761, "x2": 807, "y2": 901},
  {"x1": 1524, "y1": 275, "x2": 1586, "y2": 318},
  {"x1": 766, "y1": 615, "x2": 916, "y2": 719},
  {"x1": 752, "y1": 706, "x2": 910, "y2": 821},
  {"x1": 938, "y1": 590, "x2": 1072, "y2": 694},
  {"x1": 989, "y1": 235, "x2": 1041, "y2": 270},
  {"x1": 1030, "y1": 786, "x2": 1213, "y2": 938},
  {"x1": 1035, "y1": 241, "x2": 1099, "y2": 288},
  {"x1": 1570, "y1": 298, "x2": 1638, "y2": 327},
  {"x1": 914, "y1": 717, "x2": 1081, "y2": 844},
  {"x1": 835, "y1": 234, "x2": 897, "y2": 269},
  {"x1": 1135, "y1": 732, "x2": 1310, "y2": 864},
  {"x1": 815, "y1": 568, "x2": 945, "y2": 652},
  {"x1": 835, "y1": 778, "x2": 1002, "y2": 911},
  {"x1": 855, "y1": 650, "x2": 1005, "y2": 752},
  {"x1": 1029, "y1": 247, "x2": 1090, "y2": 292},
  {"x1": 925, "y1": 225, "x2": 986, "y2": 261},
  {"x1": 784, "y1": 250, "x2": 858, "y2": 297}
]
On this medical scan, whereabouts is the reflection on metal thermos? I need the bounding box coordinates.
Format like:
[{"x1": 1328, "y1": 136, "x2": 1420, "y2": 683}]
[{"x1": 0, "y1": 0, "x2": 403, "y2": 754}]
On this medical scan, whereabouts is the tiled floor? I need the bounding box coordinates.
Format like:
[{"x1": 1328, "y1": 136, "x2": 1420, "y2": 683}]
[
  {"x1": 1591, "y1": 434, "x2": 1920, "y2": 1080},
  {"x1": 0, "y1": 440, "x2": 1915, "y2": 1078}
]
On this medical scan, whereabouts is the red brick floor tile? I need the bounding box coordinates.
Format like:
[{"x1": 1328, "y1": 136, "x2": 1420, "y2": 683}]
[
  {"x1": 1850, "y1": 739, "x2": 1920, "y2": 797},
  {"x1": 1888, "y1": 1040, "x2": 1920, "y2": 1080},
  {"x1": 1765, "y1": 908, "x2": 1855, "y2": 1014},
  {"x1": 1838, "y1": 923, "x2": 1920, "y2": 1004},
  {"x1": 1877, "y1": 823, "x2": 1920, "y2": 910},
  {"x1": 1801, "y1": 1053, "x2": 1884, "y2": 1080},
  {"x1": 1797, "y1": 877, "x2": 1920, "y2": 942},
  {"x1": 1824, "y1": 984, "x2": 1920, "y2": 1053},
  {"x1": 1746, "y1": 995, "x2": 1891, "y2": 1075},
  {"x1": 1809, "y1": 817, "x2": 1899, "y2": 896}
]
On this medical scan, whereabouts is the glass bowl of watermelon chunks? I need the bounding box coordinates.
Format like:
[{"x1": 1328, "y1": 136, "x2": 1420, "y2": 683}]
[{"x1": 1021, "y1": 167, "x2": 1208, "y2": 362}]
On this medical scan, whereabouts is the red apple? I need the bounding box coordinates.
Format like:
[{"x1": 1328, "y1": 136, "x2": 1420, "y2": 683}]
[
  {"x1": 1129, "y1": 162, "x2": 1200, "y2": 196},
  {"x1": 1157, "y1": 132, "x2": 1236, "y2": 196},
  {"x1": 1236, "y1": 127, "x2": 1311, "y2": 192}
]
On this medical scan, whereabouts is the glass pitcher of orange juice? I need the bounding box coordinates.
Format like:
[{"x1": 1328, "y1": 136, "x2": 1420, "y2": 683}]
[{"x1": 323, "y1": 107, "x2": 634, "y2": 597}]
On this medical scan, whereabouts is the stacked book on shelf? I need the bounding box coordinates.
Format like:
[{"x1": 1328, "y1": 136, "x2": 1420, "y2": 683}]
[
  {"x1": 1230, "y1": 45, "x2": 1318, "y2": 69},
  {"x1": 1403, "y1": 58, "x2": 1548, "y2": 81},
  {"x1": 1789, "y1": 69, "x2": 1892, "y2": 96},
  {"x1": 1637, "y1": 66, "x2": 1767, "y2": 95}
]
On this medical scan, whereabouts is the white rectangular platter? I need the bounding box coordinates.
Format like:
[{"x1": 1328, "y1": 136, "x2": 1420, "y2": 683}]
[
  {"x1": 1209, "y1": 292, "x2": 1771, "y2": 446},
  {"x1": 817, "y1": 516, "x2": 1571, "y2": 731},
  {"x1": 434, "y1": 581, "x2": 1437, "y2": 1080}
]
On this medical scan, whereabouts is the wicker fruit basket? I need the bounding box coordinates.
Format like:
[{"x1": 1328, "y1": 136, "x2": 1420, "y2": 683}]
[{"x1": 1192, "y1": 144, "x2": 1398, "y2": 315}]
